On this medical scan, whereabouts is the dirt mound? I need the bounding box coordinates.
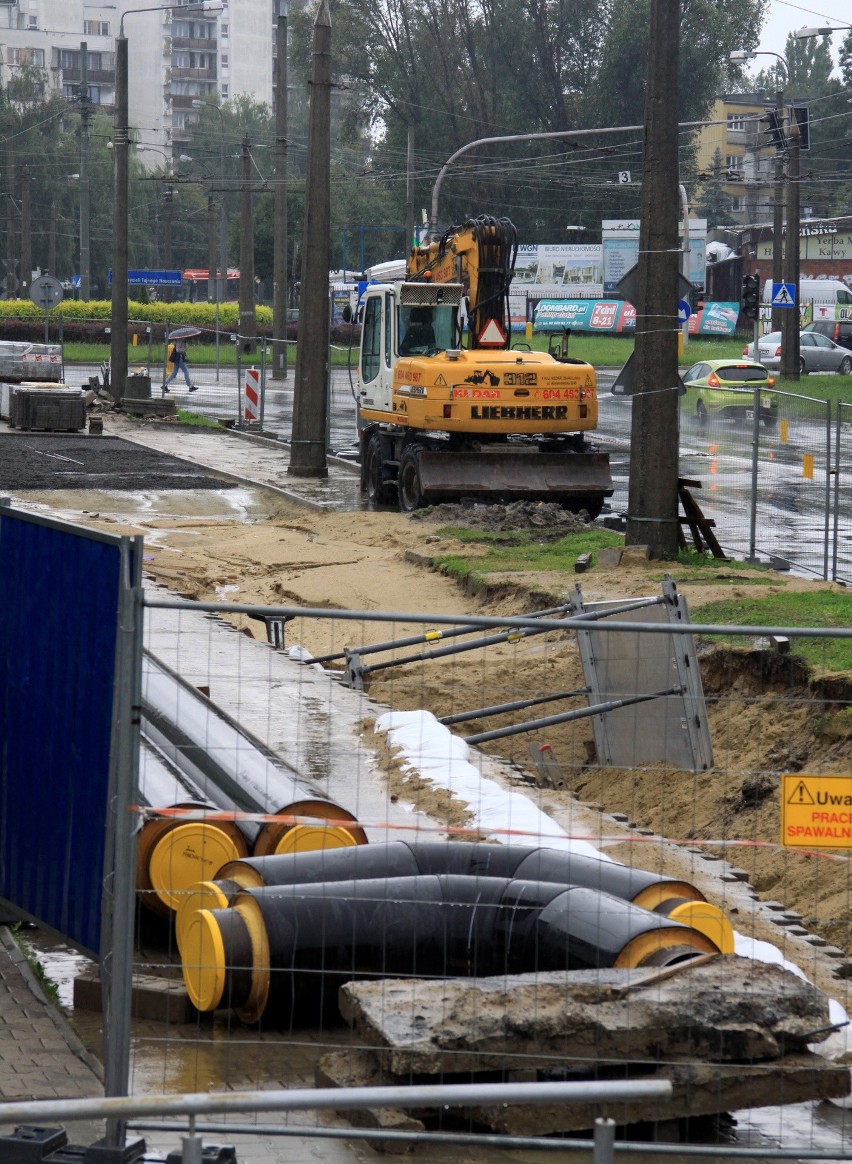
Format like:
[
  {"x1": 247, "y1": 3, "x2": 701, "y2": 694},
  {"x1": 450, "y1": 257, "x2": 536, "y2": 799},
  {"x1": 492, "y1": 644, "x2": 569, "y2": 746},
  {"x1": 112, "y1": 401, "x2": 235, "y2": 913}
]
[{"x1": 411, "y1": 500, "x2": 592, "y2": 538}]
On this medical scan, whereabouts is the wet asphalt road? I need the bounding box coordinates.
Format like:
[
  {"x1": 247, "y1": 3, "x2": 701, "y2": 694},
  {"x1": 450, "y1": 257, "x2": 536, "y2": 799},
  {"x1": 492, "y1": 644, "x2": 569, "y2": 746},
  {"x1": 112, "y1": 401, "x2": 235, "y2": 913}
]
[{"x1": 0, "y1": 434, "x2": 237, "y2": 492}]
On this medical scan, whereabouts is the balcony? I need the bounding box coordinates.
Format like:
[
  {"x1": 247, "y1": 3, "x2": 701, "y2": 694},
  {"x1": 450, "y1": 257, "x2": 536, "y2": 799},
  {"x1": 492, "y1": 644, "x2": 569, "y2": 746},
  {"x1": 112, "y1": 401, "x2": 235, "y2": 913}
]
[
  {"x1": 172, "y1": 36, "x2": 217, "y2": 51},
  {"x1": 61, "y1": 68, "x2": 116, "y2": 85},
  {"x1": 170, "y1": 66, "x2": 217, "y2": 80}
]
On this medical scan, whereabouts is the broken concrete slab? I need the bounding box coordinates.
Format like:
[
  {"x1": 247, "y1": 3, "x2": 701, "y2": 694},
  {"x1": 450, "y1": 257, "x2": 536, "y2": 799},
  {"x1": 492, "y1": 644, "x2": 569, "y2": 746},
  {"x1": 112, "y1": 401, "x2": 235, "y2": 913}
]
[
  {"x1": 74, "y1": 971, "x2": 195, "y2": 1025},
  {"x1": 596, "y1": 547, "x2": 623, "y2": 568},
  {"x1": 339, "y1": 958, "x2": 831, "y2": 1075},
  {"x1": 468, "y1": 1055, "x2": 851, "y2": 1135},
  {"x1": 318, "y1": 1048, "x2": 850, "y2": 1136},
  {"x1": 316, "y1": 1049, "x2": 425, "y2": 1152}
]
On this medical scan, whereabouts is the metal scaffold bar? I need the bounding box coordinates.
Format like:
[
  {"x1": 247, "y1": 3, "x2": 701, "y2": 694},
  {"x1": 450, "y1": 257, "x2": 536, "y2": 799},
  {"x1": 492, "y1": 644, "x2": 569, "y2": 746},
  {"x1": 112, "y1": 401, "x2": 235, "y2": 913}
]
[
  {"x1": 440, "y1": 686, "x2": 591, "y2": 726},
  {"x1": 464, "y1": 686, "x2": 682, "y2": 744}
]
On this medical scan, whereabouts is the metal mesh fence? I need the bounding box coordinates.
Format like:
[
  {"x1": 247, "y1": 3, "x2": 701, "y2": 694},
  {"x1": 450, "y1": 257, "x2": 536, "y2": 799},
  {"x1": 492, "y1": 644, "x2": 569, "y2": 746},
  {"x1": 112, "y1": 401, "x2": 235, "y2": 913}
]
[
  {"x1": 835, "y1": 401, "x2": 852, "y2": 586},
  {"x1": 28, "y1": 589, "x2": 848, "y2": 1162},
  {"x1": 599, "y1": 387, "x2": 846, "y2": 581}
]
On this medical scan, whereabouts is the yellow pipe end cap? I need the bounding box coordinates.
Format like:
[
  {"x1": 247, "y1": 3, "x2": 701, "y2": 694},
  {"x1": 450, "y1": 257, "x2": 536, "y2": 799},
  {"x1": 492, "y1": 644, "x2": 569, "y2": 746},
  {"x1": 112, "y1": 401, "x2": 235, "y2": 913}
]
[
  {"x1": 181, "y1": 909, "x2": 227, "y2": 1012},
  {"x1": 175, "y1": 881, "x2": 231, "y2": 953},
  {"x1": 149, "y1": 824, "x2": 242, "y2": 914},
  {"x1": 272, "y1": 823, "x2": 360, "y2": 855},
  {"x1": 669, "y1": 901, "x2": 735, "y2": 955}
]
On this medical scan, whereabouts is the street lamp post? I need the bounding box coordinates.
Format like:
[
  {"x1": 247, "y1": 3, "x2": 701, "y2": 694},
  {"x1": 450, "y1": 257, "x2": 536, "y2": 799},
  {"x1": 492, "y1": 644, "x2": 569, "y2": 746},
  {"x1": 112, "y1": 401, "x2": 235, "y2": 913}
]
[
  {"x1": 107, "y1": 2, "x2": 222, "y2": 1146},
  {"x1": 192, "y1": 98, "x2": 227, "y2": 379},
  {"x1": 794, "y1": 23, "x2": 851, "y2": 36},
  {"x1": 730, "y1": 50, "x2": 788, "y2": 334},
  {"x1": 111, "y1": 2, "x2": 223, "y2": 402}
]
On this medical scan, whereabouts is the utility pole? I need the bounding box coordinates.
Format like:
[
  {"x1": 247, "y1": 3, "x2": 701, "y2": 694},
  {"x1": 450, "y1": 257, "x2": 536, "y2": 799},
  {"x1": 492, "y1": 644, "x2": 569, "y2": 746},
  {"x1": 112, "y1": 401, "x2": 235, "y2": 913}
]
[
  {"x1": 625, "y1": 0, "x2": 681, "y2": 558},
  {"x1": 207, "y1": 192, "x2": 217, "y2": 306},
  {"x1": 19, "y1": 169, "x2": 31, "y2": 300},
  {"x1": 110, "y1": 30, "x2": 129, "y2": 400},
  {"x1": 162, "y1": 185, "x2": 174, "y2": 302},
  {"x1": 771, "y1": 87, "x2": 784, "y2": 333},
  {"x1": 238, "y1": 136, "x2": 257, "y2": 355},
  {"x1": 79, "y1": 41, "x2": 91, "y2": 301},
  {"x1": 49, "y1": 199, "x2": 57, "y2": 275},
  {"x1": 781, "y1": 114, "x2": 801, "y2": 380},
  {"x1": 272, "y1": 0, "x2": 289, "y2": 379},
  {"x1": 405, "y1": 125, "x2": 414, "y2": 250},
  {"x1": 5, "y1": 145, "x2": 16, "y2": 297},
  {"x1": 289, "y1": 0, "x2": 331, "y2": 479}
]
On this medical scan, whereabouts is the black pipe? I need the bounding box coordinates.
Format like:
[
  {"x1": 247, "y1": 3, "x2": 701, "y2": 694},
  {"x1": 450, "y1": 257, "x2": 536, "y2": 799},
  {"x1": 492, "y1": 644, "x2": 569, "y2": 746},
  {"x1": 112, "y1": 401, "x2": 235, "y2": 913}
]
[
  {"x1": 181, "y1": 874, "x2": 722, "y2": 1022},
  {"x1": 141, "y1": 652, "x2": 367, "y2": 857},
  {"x1": 218, "y1": 840, "x2": 707, "y2": 911}
]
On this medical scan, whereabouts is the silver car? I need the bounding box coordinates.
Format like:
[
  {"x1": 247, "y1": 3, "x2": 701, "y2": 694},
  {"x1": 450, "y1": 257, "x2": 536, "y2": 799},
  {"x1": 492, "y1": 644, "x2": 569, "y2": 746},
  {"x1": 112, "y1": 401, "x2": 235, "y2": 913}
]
[{"x1": 743, "y1": 331, "x2": 852, "y2": 375}]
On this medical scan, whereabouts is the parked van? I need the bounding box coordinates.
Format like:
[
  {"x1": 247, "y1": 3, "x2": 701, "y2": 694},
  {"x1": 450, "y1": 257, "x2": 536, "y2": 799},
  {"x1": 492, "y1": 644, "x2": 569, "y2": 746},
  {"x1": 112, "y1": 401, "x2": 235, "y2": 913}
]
[{"x1": 762, "y1": 277, "x2": 852, "y2": 308}]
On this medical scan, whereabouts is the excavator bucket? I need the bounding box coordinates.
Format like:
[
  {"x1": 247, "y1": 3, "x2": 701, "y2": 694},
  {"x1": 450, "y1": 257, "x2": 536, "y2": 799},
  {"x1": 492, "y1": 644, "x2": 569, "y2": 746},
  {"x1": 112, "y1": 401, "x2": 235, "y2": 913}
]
[{"x1": 416, "y1": 450, "x2": 614, "y2": 517}]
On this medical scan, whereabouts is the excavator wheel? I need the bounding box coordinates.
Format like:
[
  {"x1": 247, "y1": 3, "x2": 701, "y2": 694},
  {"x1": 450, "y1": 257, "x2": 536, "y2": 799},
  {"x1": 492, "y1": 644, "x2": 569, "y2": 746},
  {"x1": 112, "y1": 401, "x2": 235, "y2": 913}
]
[
  {"x1": 564, "y1": 495, "x2": 605, "y2": 522},
  {"x1": 398, "y1": 447, "x2": 426, "y2": 512},
  {"x1": 364, "y1": 432, "x2": 395, "y2": 506}
]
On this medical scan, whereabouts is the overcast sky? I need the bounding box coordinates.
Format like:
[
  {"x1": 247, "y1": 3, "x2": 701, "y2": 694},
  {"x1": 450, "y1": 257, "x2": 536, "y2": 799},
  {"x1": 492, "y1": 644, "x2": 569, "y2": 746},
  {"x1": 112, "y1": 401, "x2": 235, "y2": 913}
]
[{"x1": 755, "y1": 0, "x2": 850, "y2": 68}]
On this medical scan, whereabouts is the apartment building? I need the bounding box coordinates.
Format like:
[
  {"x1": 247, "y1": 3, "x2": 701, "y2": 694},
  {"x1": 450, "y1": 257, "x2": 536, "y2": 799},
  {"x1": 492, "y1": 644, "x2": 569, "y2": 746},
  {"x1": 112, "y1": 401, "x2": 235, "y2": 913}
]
[
  {"x1": 694, "y1": 93, "x2": 776, "y2": 225},
  {"x1": 0, "y1": 0, "x2": 275, "y2": 166}
]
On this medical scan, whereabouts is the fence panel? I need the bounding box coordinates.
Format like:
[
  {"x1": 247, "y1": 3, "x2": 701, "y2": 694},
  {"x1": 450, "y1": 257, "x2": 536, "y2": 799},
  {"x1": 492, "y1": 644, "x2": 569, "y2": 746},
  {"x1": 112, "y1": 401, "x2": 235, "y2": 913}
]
[
  {"x1": 835, "y1": 401, "x2": 852, "y2": 585},
  {"x1": 602, "y1": 388, "x2": 839, "y2": 579},
  {"x1": 33, "y1": 592, "x2": 842, "y2": 1163}
]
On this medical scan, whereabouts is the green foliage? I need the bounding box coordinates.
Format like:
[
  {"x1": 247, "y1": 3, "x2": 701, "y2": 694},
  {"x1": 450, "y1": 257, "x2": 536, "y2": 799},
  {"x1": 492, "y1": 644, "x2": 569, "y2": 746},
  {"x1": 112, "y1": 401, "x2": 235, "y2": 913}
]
[
  {"x1": 692, "y1": 591, "x2": 852, "y2": 674},
  {"x1": 10, "y1": 926, "x2": 60, "y2": 1005},
  {"x1": 0, "y1": 299, "x2": 271, "y2": 328},
  {"x1": 694, "y1": 148, "x2": 738, "y2": 229},
  {"x1": 431, "y1": 528, "x2": 624, "y2": 578}
]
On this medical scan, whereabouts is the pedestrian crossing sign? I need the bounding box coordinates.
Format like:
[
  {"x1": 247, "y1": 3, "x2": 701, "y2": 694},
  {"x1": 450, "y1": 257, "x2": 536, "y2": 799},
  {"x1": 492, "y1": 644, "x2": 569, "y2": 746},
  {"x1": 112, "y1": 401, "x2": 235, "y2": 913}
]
[{"x1": 771, "y1": 282, "x2": 796, "y2": 308}]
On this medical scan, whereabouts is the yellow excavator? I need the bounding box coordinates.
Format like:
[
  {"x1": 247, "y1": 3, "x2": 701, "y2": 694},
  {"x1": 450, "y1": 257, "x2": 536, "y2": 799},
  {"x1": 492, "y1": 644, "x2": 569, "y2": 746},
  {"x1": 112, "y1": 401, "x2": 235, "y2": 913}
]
[{"x1": 355, "y1": 215, "x2": 613, "y2": 515}]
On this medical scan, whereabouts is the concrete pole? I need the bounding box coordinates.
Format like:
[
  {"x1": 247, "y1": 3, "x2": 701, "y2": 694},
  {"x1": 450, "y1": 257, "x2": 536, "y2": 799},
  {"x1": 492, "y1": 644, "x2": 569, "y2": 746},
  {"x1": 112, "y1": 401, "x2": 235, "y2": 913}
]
[
  {"x1": 770, "y1": 88, "x2": 784, "y2": 333},
  {"x1": 624, "y1": 0, "x2": 681, "y2": 558},
  {"x1": 288, "y1": 0, "x2": 331, "y2": 479},
  {"x1": 207, "y1": 192, "x2": 217, "y2": 305},
  {"x1": 781, "y1": 116, "x2": 801, "y2": 380},
  {"x1": 20, "y1": 168, "x2": 31, "y2": 300},
  {"x1": 5, "y1": 144, "x2": 16, "y2": 296},
  {"x1": 405, "y1": 124, "x2": 414, "y2": 251},
  {"x1": 48, "y1": 199, "x2": 56, "y2": 275},
  {"x1": 110, "y1": 32, "x2": 129, "y2": 400},
  {"x1": 80, "y1": 41, "x2": 91, "y2": 302},
  {"x1": 238, "y1": 136, "x2": 257, "y2": 356},
  {"x1": 272, "y1": 1, "x2": 289, "y2": 379},
  {"x1": 162, "y1": 186, "x2": 174, "y2": 303}
]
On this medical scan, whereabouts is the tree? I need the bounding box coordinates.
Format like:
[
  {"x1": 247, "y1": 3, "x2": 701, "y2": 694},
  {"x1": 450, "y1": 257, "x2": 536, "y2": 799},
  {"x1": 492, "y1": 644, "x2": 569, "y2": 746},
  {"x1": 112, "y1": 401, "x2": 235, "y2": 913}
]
[
  {"x1": 694, "y1": 147, "x2": 738, "y2": 228},
  {"x1": 324, "y1": 0, "x2": 766, "y2": 239},
  {"x1": 754, "y1": 32, "x2": 850, "y2": 219}
]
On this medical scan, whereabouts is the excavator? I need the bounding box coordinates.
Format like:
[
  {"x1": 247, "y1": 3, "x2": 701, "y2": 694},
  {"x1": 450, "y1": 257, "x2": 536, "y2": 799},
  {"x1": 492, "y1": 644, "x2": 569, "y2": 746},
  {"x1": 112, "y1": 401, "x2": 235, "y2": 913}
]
[{"x1": 354, "y1": 215, "x2": 613, "y2": 515}]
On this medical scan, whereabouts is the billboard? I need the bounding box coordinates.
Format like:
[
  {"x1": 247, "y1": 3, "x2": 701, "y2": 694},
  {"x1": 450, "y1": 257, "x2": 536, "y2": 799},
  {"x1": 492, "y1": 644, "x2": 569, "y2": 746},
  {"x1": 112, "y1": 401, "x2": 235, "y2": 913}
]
[{"x1": 534, "y1": 298, "x2": 636, "y2": 333}]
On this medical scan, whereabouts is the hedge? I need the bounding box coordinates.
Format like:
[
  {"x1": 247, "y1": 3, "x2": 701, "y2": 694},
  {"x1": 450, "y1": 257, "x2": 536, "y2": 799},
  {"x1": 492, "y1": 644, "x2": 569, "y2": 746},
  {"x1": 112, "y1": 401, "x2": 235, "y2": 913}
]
[{"x1": 0, "y1": 298, "x2": 273, "y2": 332}]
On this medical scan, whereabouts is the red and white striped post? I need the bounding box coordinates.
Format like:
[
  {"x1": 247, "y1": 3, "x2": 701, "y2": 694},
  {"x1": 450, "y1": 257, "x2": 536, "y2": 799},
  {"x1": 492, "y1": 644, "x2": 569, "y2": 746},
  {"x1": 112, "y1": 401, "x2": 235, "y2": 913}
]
[{"x1": 243, "y1": 366, "x2": 260, "y2": 423}]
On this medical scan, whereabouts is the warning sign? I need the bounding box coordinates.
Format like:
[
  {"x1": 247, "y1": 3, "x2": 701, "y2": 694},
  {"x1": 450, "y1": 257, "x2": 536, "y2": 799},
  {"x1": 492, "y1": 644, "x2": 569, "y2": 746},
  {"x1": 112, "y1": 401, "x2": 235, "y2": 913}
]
[
  {"x1": 477, "y1": 318, "x2": 507, "y2": 347},
  {"x1": 781, "y1": 774, "x2": 852, "y2": 848}
]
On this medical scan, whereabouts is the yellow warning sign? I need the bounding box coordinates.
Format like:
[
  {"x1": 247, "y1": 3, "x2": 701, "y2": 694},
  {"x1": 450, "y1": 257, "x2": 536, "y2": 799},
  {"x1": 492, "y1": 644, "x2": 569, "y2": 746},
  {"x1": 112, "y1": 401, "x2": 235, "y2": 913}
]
[{"x1": 782, "y1": 774, "x2": 852, "y2": 849}]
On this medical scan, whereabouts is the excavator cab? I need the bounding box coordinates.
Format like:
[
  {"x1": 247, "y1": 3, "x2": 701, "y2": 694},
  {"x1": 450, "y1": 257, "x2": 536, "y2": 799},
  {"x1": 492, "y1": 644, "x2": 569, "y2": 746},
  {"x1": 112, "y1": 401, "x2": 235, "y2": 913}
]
[{"x1": 398, "y1": 289, "x2": 460, "y2": 356}]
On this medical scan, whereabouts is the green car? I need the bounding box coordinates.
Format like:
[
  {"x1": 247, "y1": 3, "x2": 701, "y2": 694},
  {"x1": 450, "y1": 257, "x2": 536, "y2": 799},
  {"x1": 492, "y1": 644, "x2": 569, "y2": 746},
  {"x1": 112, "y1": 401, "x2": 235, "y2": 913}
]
[{"x1": 680, "y1": 358, "x2": 777, "y2": 427}]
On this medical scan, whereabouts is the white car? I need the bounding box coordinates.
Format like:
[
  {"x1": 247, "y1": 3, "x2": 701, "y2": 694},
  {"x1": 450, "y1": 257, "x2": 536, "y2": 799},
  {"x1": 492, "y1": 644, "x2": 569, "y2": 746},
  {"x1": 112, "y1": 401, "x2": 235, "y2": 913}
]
[{"x1": 743, "y1": 331, "x2": 852, "y2": 375}]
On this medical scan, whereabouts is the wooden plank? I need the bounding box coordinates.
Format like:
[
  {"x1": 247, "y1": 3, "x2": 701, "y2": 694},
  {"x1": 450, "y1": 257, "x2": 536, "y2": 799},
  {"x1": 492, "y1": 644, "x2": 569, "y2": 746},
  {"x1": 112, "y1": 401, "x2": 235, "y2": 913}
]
[{"x1": 339, "y1": 958, "x2": 831, "y2": 1076}]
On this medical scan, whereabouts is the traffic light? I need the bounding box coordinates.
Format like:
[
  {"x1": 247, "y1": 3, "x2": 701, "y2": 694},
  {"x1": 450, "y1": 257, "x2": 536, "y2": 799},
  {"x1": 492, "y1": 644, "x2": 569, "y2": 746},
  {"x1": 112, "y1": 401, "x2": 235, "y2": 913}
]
[
  {"x1": 792, "y1": 105, "x2": 810, "y2": 151},
  {"x1": 741, "y1": 274, "x2": 761, "y2": 321},
  {"x1": 762, "y1": 109, "x2": 787, "y2": 151}
]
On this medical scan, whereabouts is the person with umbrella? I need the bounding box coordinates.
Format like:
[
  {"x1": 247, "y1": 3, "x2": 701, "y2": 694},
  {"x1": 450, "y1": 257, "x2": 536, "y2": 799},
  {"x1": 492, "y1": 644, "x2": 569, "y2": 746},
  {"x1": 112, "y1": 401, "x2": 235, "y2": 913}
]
[{"x1": 162, "y1": 326, "x2": 200, "y2": 393}]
